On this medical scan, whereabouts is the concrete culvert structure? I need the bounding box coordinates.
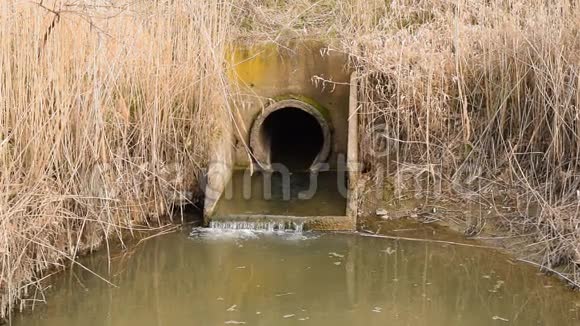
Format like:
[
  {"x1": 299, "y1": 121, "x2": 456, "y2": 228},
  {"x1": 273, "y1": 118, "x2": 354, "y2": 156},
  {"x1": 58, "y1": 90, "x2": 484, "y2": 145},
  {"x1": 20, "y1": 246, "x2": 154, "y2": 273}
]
[
  {"x1": 250, "y1": 99, "x2": 332, "y2": 171},
  {"x1": 204, "y1": 44, "x2": 356, "y2": 231}
]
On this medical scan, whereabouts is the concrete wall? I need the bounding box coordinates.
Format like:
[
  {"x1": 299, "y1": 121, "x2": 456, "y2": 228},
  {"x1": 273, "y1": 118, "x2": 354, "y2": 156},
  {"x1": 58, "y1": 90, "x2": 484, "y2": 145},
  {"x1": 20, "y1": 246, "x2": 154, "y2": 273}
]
[
  {"x1": 204, "y1": 41, "x2": 357, "y2": 230},
  {"x1": 203, "y1": 118, "x2": 234, "y2": 220}
]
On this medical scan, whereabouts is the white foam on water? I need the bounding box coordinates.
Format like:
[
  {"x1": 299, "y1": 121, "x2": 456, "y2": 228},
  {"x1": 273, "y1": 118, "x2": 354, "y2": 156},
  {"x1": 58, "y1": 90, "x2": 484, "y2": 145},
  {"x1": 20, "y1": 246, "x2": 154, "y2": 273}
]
[
  {"x1": 190, "y1": 220, "x2": 313, "y2": 240},
  {"x1": 209, "y1": 221, "x2": 305, "y2": 233}
]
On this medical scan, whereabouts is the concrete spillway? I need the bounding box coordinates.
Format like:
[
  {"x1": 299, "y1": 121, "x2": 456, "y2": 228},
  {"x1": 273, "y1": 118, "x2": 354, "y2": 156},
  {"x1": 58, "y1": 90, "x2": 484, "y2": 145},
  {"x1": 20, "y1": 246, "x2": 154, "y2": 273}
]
[{"x1": 204, "y1": 41, "x2": 358, "y2": 231}]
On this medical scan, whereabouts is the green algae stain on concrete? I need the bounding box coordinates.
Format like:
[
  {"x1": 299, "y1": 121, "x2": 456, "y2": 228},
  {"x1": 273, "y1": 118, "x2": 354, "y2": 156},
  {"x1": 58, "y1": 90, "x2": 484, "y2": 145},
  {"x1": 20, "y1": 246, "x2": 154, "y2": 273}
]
[
  {"x1": 227, "y1": 43, "x2": 281, "y2": 88},
  {"x1": 224, "y1": 40, "x2": 351, "y2": 169},
  {"x1": 272, "y1": 94, "x2": 332, "y2": 122}
]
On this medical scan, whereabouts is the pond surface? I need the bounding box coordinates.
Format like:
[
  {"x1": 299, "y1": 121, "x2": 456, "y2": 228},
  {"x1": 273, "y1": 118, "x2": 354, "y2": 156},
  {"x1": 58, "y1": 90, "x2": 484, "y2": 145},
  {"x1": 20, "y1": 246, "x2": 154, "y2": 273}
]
[{"x1": 13, "y1": 227, "x2": 580, "y2": 326}]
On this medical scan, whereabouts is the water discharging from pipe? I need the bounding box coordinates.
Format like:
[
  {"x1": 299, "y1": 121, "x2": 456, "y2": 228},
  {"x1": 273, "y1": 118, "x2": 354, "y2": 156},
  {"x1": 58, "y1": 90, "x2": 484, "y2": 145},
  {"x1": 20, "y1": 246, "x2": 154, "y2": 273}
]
[{"x1": 209, "y1": 220, "x2": 304, "y2": 233}]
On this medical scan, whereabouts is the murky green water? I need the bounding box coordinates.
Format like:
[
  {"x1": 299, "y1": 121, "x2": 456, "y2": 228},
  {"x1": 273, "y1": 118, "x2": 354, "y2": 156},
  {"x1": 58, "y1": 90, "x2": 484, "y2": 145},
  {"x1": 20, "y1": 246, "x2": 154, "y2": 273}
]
[{"x1": 13, "y1": 228, "x2": 580, "y2": 326}]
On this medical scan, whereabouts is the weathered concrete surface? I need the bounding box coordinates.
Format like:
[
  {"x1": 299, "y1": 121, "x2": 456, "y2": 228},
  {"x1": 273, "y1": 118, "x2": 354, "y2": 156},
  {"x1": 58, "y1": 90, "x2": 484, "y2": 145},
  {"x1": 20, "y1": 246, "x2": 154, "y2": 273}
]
[
  {"x1": 346, "y1": 72, "x2": 360, "y2": 219},
  {"x1": 228, "y1": 40, "x2": 351, "y2": 169},
  {"x1": 211, "y1": 214, "x2": 356, "y2": 231}
]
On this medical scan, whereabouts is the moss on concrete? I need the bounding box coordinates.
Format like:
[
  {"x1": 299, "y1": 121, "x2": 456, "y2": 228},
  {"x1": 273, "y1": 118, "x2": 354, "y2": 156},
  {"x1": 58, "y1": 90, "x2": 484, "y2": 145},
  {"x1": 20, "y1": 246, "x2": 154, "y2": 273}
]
[{"x1": 272, "y1": 94, "x2": 332, "y2": 122}]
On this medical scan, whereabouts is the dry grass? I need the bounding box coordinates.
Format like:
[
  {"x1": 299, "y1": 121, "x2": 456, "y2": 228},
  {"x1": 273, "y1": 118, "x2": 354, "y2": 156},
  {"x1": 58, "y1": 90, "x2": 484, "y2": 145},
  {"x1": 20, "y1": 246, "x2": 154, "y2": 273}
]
[
  {"x1": 0, "y1": 0, "x2": 232, "y2": 319},
  {"x1": 1, "y1": 0, "x2": 579, "y2": 320},
  {"x1": 344, "y1": 0, "x2": 580, "y2": 282}
]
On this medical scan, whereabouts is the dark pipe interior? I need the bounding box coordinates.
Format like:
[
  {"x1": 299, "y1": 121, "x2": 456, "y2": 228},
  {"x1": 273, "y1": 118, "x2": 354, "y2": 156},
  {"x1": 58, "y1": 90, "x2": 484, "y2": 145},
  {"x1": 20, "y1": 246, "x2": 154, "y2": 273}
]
[{"x1": 262, "y1": 107, "x2": 324, "y2": 171}]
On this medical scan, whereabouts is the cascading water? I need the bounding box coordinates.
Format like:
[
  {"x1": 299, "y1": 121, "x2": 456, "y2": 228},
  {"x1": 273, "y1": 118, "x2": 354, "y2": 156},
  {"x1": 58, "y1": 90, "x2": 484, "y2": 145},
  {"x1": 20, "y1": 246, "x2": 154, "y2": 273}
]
[{"x1": 208, "y1": 220, "x2": 304, "y2": 233}]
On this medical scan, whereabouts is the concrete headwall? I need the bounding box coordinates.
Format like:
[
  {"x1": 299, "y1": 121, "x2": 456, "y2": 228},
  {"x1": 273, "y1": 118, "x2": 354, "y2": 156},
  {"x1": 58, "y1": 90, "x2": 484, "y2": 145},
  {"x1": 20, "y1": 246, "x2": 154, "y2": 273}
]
[
  {"x1": 228, "y1": 40, "x2": 351, "y2": 169},
  {"x1": 204, "y1": 40, "x2": 357, "y2": 230}
]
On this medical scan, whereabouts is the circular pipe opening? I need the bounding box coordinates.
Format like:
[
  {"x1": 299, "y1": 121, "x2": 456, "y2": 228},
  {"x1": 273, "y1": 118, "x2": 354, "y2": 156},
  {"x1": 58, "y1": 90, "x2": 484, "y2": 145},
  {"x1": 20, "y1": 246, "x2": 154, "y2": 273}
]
[{"x1": 250, "y1": 99, "x2": 331, "y2": 171}]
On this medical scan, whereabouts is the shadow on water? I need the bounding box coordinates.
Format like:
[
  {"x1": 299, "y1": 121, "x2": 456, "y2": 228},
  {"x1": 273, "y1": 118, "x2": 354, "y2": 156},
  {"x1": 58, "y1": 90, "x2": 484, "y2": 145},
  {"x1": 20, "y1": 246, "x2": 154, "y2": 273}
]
[{"x1": 12, "y1": 227, "x2": 580, "y2": 326}]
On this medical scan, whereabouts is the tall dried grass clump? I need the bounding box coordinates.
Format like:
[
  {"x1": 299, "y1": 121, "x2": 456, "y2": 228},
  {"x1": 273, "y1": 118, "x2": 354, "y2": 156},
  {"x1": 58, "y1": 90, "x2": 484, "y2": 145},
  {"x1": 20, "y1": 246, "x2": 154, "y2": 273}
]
[
  {"x1": 342, "y1": 1, "x2": 580, "y2": 280},
  {"x1": 0, "y1": 0, "x2": 232, "y2": 319},
  {"x1": 235, "y1": 0, "x2": 580, "y2": 282}
]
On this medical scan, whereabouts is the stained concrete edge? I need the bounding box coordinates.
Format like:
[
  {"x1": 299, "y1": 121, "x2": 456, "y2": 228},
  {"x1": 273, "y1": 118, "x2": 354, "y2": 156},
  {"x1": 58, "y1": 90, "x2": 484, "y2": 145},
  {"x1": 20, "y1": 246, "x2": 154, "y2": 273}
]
[{"x1": 211, "y1": 214, "x2": 356, "y2": 231}]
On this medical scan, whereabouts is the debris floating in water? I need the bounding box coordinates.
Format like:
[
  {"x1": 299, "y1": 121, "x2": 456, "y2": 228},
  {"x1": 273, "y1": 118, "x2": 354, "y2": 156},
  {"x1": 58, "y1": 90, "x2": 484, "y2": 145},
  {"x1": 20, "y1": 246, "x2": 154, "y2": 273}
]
[
  {"x1": 492, "y1": 316, "x2": 509, "y2": 322},
  {"x1": 226, "y1": 305, "x2": 237, "y2": 312},
  {"x1": 381, "y1": 247, "x2": 396, "y2": 255}
]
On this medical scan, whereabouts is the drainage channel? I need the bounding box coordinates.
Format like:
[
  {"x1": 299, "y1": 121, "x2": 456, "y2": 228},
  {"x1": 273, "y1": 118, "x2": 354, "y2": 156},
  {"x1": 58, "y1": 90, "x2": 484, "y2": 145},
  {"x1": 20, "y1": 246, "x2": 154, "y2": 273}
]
[{"x1": 204, "y1": 43, "x2": 358, "y2": 231}]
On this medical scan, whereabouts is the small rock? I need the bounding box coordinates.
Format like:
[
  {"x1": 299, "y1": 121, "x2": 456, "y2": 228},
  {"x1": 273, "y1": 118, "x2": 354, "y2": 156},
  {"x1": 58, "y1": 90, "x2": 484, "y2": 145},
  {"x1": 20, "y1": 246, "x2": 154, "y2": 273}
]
[{"x1": 376, "y1": 208, "x2": 388, "y2": 217}]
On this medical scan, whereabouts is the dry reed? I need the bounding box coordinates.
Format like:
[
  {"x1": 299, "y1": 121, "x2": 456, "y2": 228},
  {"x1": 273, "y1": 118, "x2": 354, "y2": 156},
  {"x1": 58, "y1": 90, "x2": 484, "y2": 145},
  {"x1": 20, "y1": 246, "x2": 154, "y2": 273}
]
[
  {"x1": 1, "y1": 0, "x2": 579, "y2": 320},
  {"x1": 1, "y1": 0, "x2": 232, "y2": 319}
]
